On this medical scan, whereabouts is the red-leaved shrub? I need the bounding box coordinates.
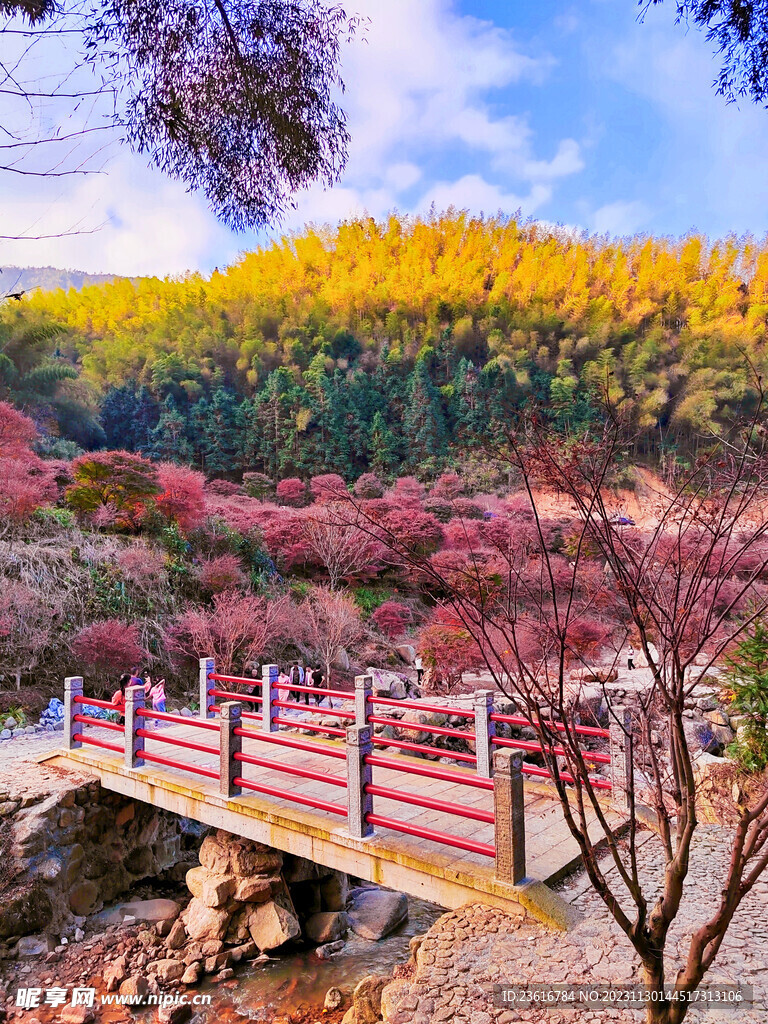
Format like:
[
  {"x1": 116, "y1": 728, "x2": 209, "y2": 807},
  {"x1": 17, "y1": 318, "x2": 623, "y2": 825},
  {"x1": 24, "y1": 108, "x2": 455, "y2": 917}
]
[
  {"x1": 379, "y1": 508, "x2": 443, "y2": 555},
  {"x1": 430, "y1": 473, "x2": 463, "y2": 500},
  {"x1": 71, "y1": 619, "x2": 145, "y2": 684},
  {"x1": 117, "y1": 545, "x2": 167, "y2": 586},
  {"x1": 198, "y1": 554, "x2": 247, "y2": 594},
  {"x1": 155, "y1": 463, "x2": 206, "y2": 531},
  {"x1": 168, "y1": 591, "x2": 292, "y2": 672},
  {"x1": 353, "y1": 473, "x2": 384, "y2": 499},
  {"x1": 310, "y1": 473, "x2": 347, "y2": 502},
  {"x1": 0, "y1": 401, "x2": 37, "y2": 458},
  {"x1": 372, "y1": 600, "x2": 413, "y2": 639},
  {"x1": 276, "y1": 477, "x2": 308, "y2": 507}
]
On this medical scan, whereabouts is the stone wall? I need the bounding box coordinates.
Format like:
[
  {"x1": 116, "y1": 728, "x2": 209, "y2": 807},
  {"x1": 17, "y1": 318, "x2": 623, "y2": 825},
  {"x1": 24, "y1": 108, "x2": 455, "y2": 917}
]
[{"x1": 0, "y1": 763, "x2": 199, "y2": 943}]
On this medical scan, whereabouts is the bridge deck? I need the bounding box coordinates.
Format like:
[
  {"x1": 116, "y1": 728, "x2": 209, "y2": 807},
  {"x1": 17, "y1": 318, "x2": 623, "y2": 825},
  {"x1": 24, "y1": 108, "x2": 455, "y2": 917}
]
[{"x1": 46, "y1": 721, "x2": 619, "y2": 926}]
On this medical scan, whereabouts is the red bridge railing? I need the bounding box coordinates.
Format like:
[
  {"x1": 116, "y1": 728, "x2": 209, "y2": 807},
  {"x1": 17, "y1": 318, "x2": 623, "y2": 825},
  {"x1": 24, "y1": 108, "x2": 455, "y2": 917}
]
[{"x1": 63, "y1": 658, "x2": 628, "y2": 888}]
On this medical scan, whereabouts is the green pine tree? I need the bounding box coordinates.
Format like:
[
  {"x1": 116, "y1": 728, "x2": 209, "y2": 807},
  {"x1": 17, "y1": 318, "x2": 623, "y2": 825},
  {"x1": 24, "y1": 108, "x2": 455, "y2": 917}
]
[{"x1": 404, "y1": 360, "x2": 447, "y2": 469}]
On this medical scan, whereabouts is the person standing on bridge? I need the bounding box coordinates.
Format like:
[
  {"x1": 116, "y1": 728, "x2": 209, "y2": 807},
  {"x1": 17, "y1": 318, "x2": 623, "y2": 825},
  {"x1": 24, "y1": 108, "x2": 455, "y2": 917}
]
[
  {"x1": 111, "y1": 673, "x2": 130, "y2": 725},
  {"x1": 143, "y1": 674, "x2": 167, "y2": 727}
]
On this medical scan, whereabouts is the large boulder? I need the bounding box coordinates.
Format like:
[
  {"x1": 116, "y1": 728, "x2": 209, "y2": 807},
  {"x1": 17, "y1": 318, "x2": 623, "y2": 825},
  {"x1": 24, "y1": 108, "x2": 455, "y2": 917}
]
[
  {"x1": 183, "y1": 898, "x2": 232, "y2": 942},
  {"x1": 395, "y1": 644, "x2": 416, "y2": 665},
  {"x1": 246, "y1": 900, "x2": 301, "y2": 950},
  {"x1": 198, "y1": 834, "x2": 232, "y2": 875},
  {"x1": 305, "y1": 911, "x2": 348, "y2": 944},
  {"x1": 93, "y1": 898, "x2": 181, "y2": 929},
  {"x1": 347, "y1": 889, "x2": 408, "y2": 940},
  {"x1": 367, "y1": 667, "x2": 409, "y2": 701},
  {"x1": 350, "y1": 975, "x2": 389, "y2": 1024},
  {"x1": 230, "y1": 839, "x2": 282, "y2": 877},
  {"x1": 233, "y1": 876, "x2": 274, "y2": 903},
  {"x1": 149, "y1": 959, "x2": 185, "y2": 984},
  {"x1": 320, "y1": 871, "x2": 349, "y2": 912}
]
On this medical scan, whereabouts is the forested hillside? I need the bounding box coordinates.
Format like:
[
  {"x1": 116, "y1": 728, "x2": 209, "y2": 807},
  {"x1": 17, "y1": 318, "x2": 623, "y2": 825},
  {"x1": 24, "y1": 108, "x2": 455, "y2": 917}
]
[{"x1": 3, "y1": 212, "x2": 767, "y2": 480}]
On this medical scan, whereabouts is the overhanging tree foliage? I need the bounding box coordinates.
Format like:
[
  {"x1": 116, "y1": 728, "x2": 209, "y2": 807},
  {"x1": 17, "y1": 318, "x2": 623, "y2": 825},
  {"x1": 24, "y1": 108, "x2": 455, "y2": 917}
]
[
  {"x1": 650, "y1": 1, "x2": 768, "y2": 106},
  {"x1": 1, "y1": 0, "x2": 358, "y2": 229}
]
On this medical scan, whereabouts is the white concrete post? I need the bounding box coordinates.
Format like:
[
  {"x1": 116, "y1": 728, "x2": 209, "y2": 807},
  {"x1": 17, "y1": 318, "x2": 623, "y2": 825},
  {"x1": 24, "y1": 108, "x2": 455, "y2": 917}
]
[
  {"x1": 493, "y1": 749, "x2": 526, "y2": 885},
  {"x1": 346, "y1": 724, "x2": 374, "y2": 839},
  {"x1": 609, "y1": 706, "x2": 633, "y2": 810},
  {"x1": 64, "y1": 675, "x2": 83, "y2": 750},
  {"x1": 354, "y1": 673, "x2": 373, "y2": 728},
  {"x1": 124, "y1": 685, "x2": 145, "y2": 769},
  {"x1": 474, "y1": 689, "x2": 495, "y2": 778},
  {"x1": 199, "y1": 656, "x2": 215, "y2": 719},
  {"x1": 219, "y1": 701, "x2": 242, "y2": 798},
  {"x1": 262, "y1": 663, "x2": 279, "y2": 733}
]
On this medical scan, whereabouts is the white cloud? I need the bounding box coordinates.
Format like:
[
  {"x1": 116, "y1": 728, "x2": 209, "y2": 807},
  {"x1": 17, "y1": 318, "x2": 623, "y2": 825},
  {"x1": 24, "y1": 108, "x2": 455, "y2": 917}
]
[
  {"x1": 280, "y1": 0, "x2": 583, "y2": 233},
  {"x1": 422, "y1": 175, "x2": 551, "y2": 217},
  {"x1": 0, "y1": 0, "x2": 587, "y2": 273},
  {"x1": 0, "y1": 159, "x2": 235, "y2": 276},
  {"x1": 589, "y1": 200, "x2": 650, "y2": 236}
]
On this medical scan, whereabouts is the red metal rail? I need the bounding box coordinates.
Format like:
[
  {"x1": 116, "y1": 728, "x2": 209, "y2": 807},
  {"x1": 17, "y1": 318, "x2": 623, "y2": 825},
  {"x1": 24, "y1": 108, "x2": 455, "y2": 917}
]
[
  {"x1": 136, "y1": 708, "x2": 221, "y2": 731},
  {"x1": 373, "y1": 734, "x2": 477, "y2": 763},
  {"x1": 208, "y1": 688, "x2": 263, "y2": 704},
  {"x1": 72, "y1": 733, "x2": 123, "y2": 754},
  {"x1": 366, "y1": 812, "x2": 495, "y2": 857},
  {"x1": 370, "y1": 695, "x2": 475, "y2": 718},
  {"x1": 275, "y1": 682, "x2": 350, "y2": 701},
  {"x1": 72, "y1": 714, "x2": 124, "y2": 733},
  {"x1": 208, "y1": 672, "x2": 260, "y2": 685},
  {"x1": 366, "y1": 752, "x2": 494, "y2": 791},
  {"x1": 365, "y1": 783, "x2": 494, "y2": 824},
  {"x1": 274, "y1": 719, "x2": 346, "y2": 739},
  {"x1": 491, "y1": 735, "x2": 611, "y2": 765},
  {"x1": 233, "y1": 776, "x2": 347, "y2": 816},
  {"x1": 73, "y1": 695, "x2": 118, "y2": 710},
  {"x1": 491, "y1": 711, "x2": 610, "y2": 740},
  {"x1": 367, "y1": 714, "x2": 474, "y2": 742},
  {"x1": 139, "y1": 750, "x2": 219, "y2": 780},
  {"x1": 521, "y1": 762, "x2": 612, "y2": 790},
  {"x1": 233, "y1": 725, "x2": 347, "y2": 761},
  {"x1": 273, "y1": 699, "x2": 355, "y2": 720},
  {"x1": 136, "y1": 729, "x2": 219, "y2": 757},
  {"x1": 234, "y1": 750, "x2": 347, "y2": 788},
  {"x1": 211, "y1": 706, "x2": 264, "y2": 723}
]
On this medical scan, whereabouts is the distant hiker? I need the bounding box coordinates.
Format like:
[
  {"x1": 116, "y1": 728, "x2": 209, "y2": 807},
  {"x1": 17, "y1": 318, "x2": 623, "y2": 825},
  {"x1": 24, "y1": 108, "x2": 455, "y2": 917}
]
[
  {"x1": 415, "y1": 655, "x2": 424, "y2": 686},
  {"x1": 288, "y1": 663, "x2": 304, "y2": 702},
  {"x1": 627, "y1": 645, "x2": 635, "y2": 671},
  {"x1": 129, "y1": 665, "x2": 144, "y2": 687},
  {"x1": 311, "y1": 665, "x2": 326, "y2": 706}
]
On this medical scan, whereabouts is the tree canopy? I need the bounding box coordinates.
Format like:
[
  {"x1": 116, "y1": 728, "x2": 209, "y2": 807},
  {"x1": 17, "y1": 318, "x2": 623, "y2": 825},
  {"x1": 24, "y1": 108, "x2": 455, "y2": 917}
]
[
  {"x1": 1, "y1": 0, "x2": 357, "y2": 229},
  {"x1": 10, "y1": 211, "x2": 768, "y2": 480}
]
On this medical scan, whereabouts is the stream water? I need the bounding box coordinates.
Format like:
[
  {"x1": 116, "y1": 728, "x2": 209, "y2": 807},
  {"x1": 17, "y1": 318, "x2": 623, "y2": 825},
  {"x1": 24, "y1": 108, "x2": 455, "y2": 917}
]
[{"x1": 139, "y1": 897, "x2": 442, "y2": 1022}]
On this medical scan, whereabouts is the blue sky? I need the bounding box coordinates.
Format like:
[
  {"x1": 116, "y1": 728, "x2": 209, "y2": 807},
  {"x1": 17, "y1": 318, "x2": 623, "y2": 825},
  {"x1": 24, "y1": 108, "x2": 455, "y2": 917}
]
[{"x1": 2, "y1": 0, "x2": 768, "y2": 275}]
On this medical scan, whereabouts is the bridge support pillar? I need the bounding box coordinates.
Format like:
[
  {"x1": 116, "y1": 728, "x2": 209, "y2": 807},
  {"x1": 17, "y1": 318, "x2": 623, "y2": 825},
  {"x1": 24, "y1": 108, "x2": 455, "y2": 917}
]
[
  {"x1": 220, "y1": 702, "x2": 242, "y2": 798},
  {"x1": 262, "y1": 664, "x2": 279, "y2": 732},
  {"x1": 124, "y1": 685, "x2": 145, "y2": 769},
  {"x1": 347, "y1": 724, "x2": 374, "y2": 839},
  {"x1": 64, "y1": 675, "x2": 83, "y2": 751},
  {"x1": 493, "y1": 749, "x2": 526, "y2": 885},
  {"x1": 609, "y1": 706, "x2": 633, "y2": 809},
  {"x1": 354, "y1": 673, "x2": 373, "y2": 727},
  {"x1": 199, "y1": 657, "x2": 215, "y2": 719},
  {"x1": 474, "y1": 689, "x2": 495, "y2": 777}
]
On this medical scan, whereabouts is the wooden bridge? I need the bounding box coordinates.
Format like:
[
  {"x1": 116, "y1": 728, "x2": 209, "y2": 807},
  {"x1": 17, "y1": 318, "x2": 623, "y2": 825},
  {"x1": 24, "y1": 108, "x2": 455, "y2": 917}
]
[{"x1": 46, "y1": 661, "x2": 627, "y2": 931}]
